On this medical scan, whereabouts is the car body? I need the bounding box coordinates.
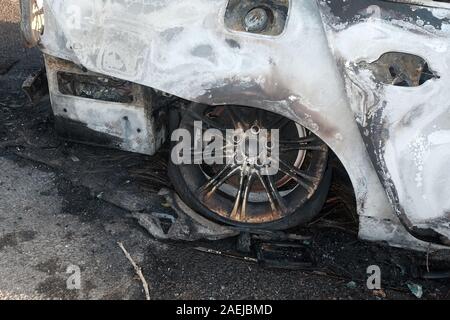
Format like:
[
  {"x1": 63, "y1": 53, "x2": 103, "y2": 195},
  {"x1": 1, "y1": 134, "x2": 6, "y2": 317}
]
[{"x1": 20, "y1": 0, "x2": 450, "y2": 252}]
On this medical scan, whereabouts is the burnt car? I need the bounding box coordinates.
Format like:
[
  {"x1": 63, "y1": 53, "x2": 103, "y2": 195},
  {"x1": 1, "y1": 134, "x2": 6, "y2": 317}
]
[{"x1": 20, "y1": 0, "x2": 450, "y2": 252}]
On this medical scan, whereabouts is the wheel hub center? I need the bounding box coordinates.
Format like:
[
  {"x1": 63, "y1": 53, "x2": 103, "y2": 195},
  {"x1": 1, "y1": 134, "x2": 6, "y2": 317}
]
[{"x1": 233, "y1": 127, "x2": 268, "y2": 172}]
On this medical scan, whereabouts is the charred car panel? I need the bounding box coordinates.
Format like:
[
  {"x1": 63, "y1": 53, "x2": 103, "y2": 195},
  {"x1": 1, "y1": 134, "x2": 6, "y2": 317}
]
[
  {"x1": 45, "y1": 56, "x2": 167, "y2": 154},
  {"x1": 319, "y1": 0, "x2": 450, "y2": 246},
  {"x1": 20, "y1": 0, "x2": 450, "y2": 251}
]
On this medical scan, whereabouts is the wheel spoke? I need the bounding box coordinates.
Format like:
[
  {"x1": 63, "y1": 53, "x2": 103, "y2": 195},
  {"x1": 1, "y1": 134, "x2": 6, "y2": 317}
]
[
  {"x1": 184, "y1": 121, "x2": 227, "y2": 145},
  {"x1": 280, "y1": 145, "x2": 324, "y2": 152},
  {"x1": 256, "y1": 171, "x2": 287, "y2": 217},
  {"x1": 184, "y1": 108, "x2": 226, "y2": 131},
  {"x1": 241, "y1": 173, "x2": 255, "y2": 220},
  {"x1": 230, "y1": 170, "x2": 255, "y2": 220},
  {"x1": 276, "y1": 158, "x2": 318, "y2": 194},
  {"x1": 279, "y1": 136, "x2": 326, "y2": 152},
  {"x1": 226, "y1": 108, "x2": 245, "y2": 128},
  {"x1": 266, "y1": 174, "x2": 288, "y2": 216},
  {"x1": 198, "y1": 164, "x2": 240, "y2": 199},
  {"x1": 188, "y1": 144, "x2": 233, "y2": 163},
  {"x1": 230, "y1": 169, "x2": 246, "y2": 219},
  {"x1": 267, "y1": 116, "x2": 291, "y2": 130},
  {"x1": 279, "y1": 136, "x2": 318, "y2": 144}
]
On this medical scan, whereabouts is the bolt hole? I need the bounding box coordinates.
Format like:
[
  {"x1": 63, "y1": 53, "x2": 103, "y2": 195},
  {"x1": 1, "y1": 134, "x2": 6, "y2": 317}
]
[{"x1": 251, "y1": 125, "x2": 261, "y2": 135}]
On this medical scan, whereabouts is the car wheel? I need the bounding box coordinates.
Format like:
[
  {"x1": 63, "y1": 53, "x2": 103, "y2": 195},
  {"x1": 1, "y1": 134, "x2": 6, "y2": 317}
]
[{"x1": 169, "y1": 103, "x2": 331, "y2": 230}]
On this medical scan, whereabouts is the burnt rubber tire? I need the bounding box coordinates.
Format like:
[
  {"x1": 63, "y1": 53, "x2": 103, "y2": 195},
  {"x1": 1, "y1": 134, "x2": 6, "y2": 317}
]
[
  {"x1": 169, "y1": 162, "x2": 332, "y2": 230},
  {"x1": 168, "y1": 104, "x2": 332, "y2": 231}
]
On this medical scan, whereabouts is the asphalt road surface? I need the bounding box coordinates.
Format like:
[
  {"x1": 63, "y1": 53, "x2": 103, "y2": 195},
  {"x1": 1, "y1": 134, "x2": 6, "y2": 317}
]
[{"x1": 1, "y1": 0, "x2": 449, "y2": 300}]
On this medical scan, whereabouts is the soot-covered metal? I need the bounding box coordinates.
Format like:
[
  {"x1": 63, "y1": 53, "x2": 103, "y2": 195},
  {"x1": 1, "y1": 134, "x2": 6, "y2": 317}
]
[{"x1": 19, "y1": 0, "x2": 450, "y2": 252}]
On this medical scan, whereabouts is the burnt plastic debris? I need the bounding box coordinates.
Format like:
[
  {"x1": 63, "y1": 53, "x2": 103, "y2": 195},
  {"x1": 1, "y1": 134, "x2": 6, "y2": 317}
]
[
  {"x1": 57, "y1": 72, "x2": 134, "y2": 104},
  {"x1": 136, "y1": 189, "x2": 315, "y2": 270},
  {"x1": 256, "y1": 243, "x2": 315, "y2": 270},
  {"x1": 22, "y1": 67, "x2": 49, "y2": 104},
  {"x1": 133, "y1": 189, "x2": 238, "y2": 242},
  {"x1": 193, "y1": 242, "x2": 315, "y2": 271}
]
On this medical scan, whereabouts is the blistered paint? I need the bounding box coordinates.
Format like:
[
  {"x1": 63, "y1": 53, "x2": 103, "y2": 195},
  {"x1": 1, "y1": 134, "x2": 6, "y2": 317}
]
[{"x1": 320, "y1": 0, "x2": 450, "y2": 245}]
